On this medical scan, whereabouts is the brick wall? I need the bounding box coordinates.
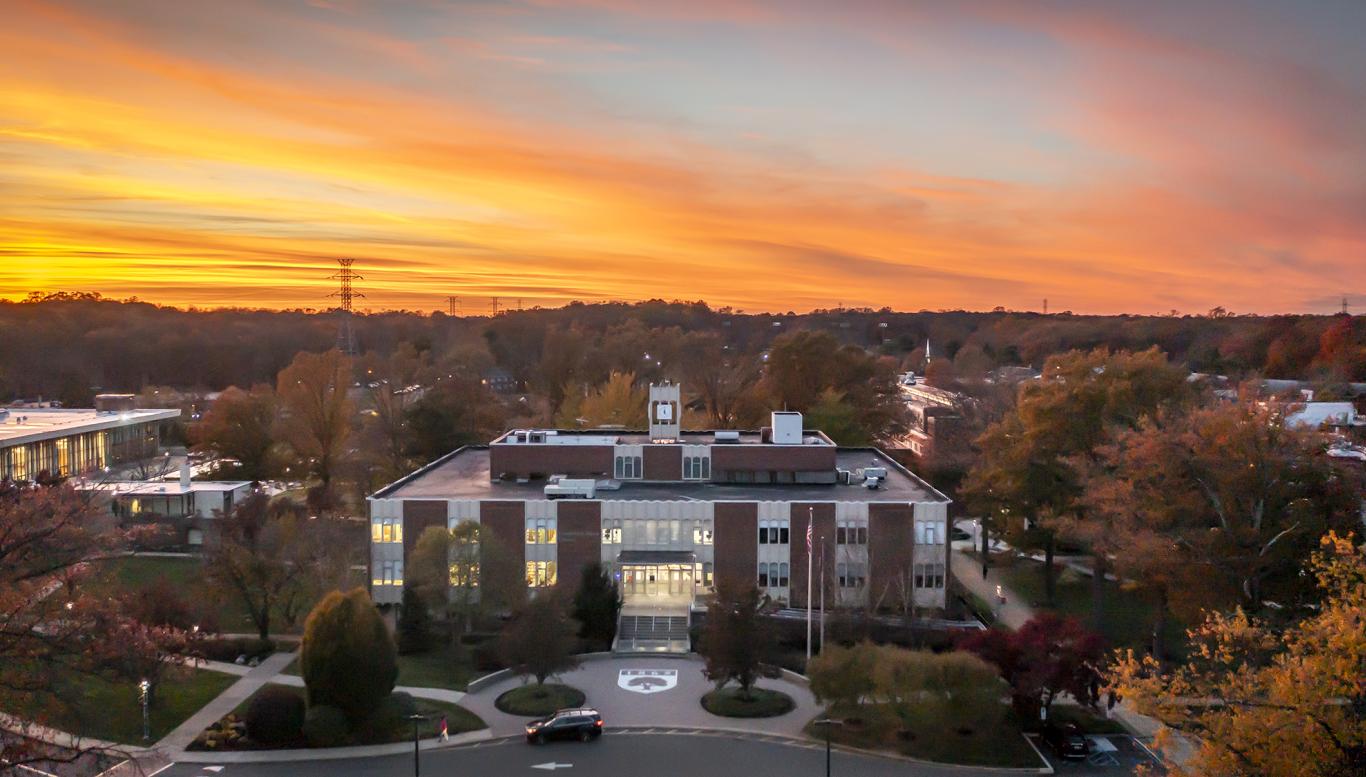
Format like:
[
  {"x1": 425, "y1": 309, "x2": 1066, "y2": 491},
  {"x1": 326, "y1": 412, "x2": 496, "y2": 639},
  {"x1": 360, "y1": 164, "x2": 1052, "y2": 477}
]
[
  {"x1": 555, "y1": 500, "x2": 602, "y2": 593},
  {"x1": 713, "y1": 502, "x2": 757, "y2": 591},
  {"x1": 868, "y1": 502, "x2": 915, "y2": 610},
  {"x1": 401, "y1": 500, "x2": 448, "y2": 559},
  {"x1": 489, "y1": 445, "x2": 614, "y2": 479},
  {"x1": 711, "y1": 445, "x2": 836, "y2": 473},
  {"x1": 478, "y1": 500, "x2": 527, "y2": 601},
  {"x1": 788, "y1": 503, "x2": 837, "y2": 608},
  {"x1": 642, "y1": 444, "x2": 682, "y2": 480}
]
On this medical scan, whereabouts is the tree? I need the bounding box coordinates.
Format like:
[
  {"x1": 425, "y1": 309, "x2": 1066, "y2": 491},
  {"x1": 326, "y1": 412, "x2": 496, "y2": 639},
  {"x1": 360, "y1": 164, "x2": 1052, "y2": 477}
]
[
  {"x1": 202, "y1": 492, "x2": 354, "y2": 639},
  {"x1": 191, "y1": 384, "x2": 277, "y2": 481},
  {"x1": 962, "y1": 347, "x2": 1190, "y2": 609},
  {"x1": 806, "y1": 641, "x2": 877, "y2": 711},
  {"x1": 572, "y1": 562, "x2": 621, "y2": 650},
  {"x1": 275, "y1": 349, "x2": 354, "y2": 514},
  {"x1": 407, "y1": 521, "x2": 518, "y2": 639},
  {"x1": 499, "y1": 595, "x2": 580, "y2": 685},
  {"x1": 699, "y1": 583, "x2": 774, "y2": 699},
  {"x1": 762, "y1": 330, "x2": 906, "y2": 444},
  {"x1": 300, "y1": 587, "x2": 398, "y2": 726},
  {"x1": 959, "y1": 613, "x2": 1105, "y2": 721},
  {"x1": 555, "y1": 371, "x2": 647, "y2": 428},
  {"x1": 873, "y1": 648, "x2": 1004, "y2": 732},
  {"x1": 0, "y1": 482, "x2": 185, "y2": 770},
  {"x1": 396, "y1": 586, "x2": 432, "y2": 655},
  {"x1": 403, "y1": 375, "x2": 506, "y2": 464},
  {"x1": 1110, "y1": 533, "x2": 1366, "y2": 777},
  {"x1": 1086, "y1": 402, "x2": 1364, "y2": 658}
]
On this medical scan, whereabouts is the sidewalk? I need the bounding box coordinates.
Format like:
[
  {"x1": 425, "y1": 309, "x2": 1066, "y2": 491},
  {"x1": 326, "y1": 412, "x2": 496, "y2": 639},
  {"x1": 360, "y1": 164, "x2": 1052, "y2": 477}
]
[
  {"x1": 156, "y1": 650, "x2": 297, "y2": 751},
  {"x1": 949, "y1": 547, "x2": 1197, "y2": 768}
]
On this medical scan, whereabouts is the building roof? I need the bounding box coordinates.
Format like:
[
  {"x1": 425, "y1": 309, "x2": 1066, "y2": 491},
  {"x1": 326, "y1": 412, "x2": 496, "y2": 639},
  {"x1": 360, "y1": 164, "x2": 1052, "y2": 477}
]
[
  {"x1": 1286, "y1": 402, "x2": 1359, "y2": 428},
  {"x1": 0, "y1": 407, "x2": 181, "y2": 448},
  {"x1": 491, "y1": 428, "x2": 834, "y2": 447},
  {"x1": 74, "y1": 479, "x2": 253, "y2": 497},
  {"x1": 371, "y1": 446, "x2": 949, "y2": 504}
]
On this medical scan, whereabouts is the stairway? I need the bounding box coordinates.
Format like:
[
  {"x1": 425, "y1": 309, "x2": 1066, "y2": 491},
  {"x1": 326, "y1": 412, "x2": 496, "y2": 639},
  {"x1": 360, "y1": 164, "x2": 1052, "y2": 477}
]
[{"x1": 613, "y1": 612, "x2": 690, "y2": 654}]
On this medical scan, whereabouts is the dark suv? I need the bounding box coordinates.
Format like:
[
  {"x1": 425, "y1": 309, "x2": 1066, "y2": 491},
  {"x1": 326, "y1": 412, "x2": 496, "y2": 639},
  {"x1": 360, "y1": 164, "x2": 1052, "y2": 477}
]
[
  {"x1": 1041, "y1": 721, "x2": 1090, "y2": 760},
  {"x1": 525, "y1": 708, "x2": 604, "y2": 744}
]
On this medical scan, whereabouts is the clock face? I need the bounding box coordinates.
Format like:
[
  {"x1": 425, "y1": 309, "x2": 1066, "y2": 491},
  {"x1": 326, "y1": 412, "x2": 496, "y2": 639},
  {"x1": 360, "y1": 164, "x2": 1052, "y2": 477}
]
[{"x1": 655, "y1": 403, "x2": 673, "y2": 421}]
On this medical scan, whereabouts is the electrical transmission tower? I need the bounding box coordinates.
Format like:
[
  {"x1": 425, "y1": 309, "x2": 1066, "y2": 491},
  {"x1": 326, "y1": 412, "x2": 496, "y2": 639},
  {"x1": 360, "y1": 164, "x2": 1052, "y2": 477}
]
[
  {"x1": 328, "y1": 258, "x2": 364, "y2": 355},
  {"x1": 446, "y1": 295, "x2": 460, "y2": 316}
]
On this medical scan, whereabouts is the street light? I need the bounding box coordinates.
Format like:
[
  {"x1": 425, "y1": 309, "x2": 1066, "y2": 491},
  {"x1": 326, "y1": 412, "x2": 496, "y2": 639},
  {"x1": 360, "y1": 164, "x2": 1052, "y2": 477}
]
[
  {"x1": 406, "y1": 712, "x2": 428, "y2": 777},
  {"x1": 814, "y1": 718, "x2": 844, "y2": 777},
  {"x1": 138, "y1": 679, "x2": 151, "y2": 742}
]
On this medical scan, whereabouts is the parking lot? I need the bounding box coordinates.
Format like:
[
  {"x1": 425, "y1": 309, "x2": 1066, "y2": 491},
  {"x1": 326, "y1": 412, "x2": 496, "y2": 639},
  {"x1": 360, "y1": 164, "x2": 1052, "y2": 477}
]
[{"x1": 1031, "y1": 734, "x2": 1166, "y2": 776}]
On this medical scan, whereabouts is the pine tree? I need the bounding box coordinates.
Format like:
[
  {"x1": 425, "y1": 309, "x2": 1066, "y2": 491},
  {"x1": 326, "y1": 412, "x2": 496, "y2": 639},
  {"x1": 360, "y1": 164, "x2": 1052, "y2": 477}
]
[
  {"x1": 572, "y1": 562, "x2": 621, "y2": 650},
  {"x1": 396, "y1": 586, "x2": 432, "y2": 655}
]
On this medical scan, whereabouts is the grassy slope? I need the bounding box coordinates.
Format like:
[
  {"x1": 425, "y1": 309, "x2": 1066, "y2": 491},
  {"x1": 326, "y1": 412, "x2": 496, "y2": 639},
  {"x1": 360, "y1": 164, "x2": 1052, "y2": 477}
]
[{"x1": 47, "y1": 667, "x2": 237, "y2": 745}]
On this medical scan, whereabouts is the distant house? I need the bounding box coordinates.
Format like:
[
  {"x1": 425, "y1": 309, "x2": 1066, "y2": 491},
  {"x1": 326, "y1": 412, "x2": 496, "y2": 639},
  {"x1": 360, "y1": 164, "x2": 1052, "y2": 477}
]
[
  {"x1": 481, "y1": 367, "x2": 518, "y2": 394},
  {"x1": 76, "y1": 464, "x2": 253, "y2": 546}
]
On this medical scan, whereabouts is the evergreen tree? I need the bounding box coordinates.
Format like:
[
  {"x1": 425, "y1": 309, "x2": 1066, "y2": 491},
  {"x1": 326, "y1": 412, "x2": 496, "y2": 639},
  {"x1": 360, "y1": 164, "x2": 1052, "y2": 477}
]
[
  {"x1": 396, "y1": 586, "x2": 432, "y2": 655},
  {"x1": 572, "y1": 562, "x2": 621, "y2": 650},
  {"x1": 300, "y1": 587, "x2": 398, "y2": 725}
]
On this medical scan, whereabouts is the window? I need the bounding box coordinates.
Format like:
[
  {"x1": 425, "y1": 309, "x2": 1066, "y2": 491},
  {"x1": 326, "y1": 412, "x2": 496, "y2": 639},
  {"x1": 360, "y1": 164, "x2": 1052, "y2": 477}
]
[
  {"x1": 757, "y1": 563, "x2": 769, "y2": 588},
  {"x1": 373, "y1": 559, "x2": 405, "y2": 587},
  {"x1": 602, "y1": 520, "x2": 622, "y2": 544},
  {"x1": 838, "y1": 562, "x2": 866, "y2": 588},
  {"x1": 683, "y1": 456, "x2": 711, "y2": 480},
  {"x1": 837, "y1": 521, "x2": 867, "y2": 545},
  {"x1": 645, "y1": 520, "x2": 658, "y2": 545},
  {"x1": 449, "y1": 562, "x2": 479, "y2": 587},
  {"x1": 526, "y1": 518, "x2": 556, "y2": 545},
  {"x1": 758, "y1": 520, "x2": 790, "y2": 544},
  {"x1": 776, "y1": 563, "x2": 789, "y2": 587},
  {"x1": 693, "y1": 521, "x2": 713, "y2": 545},
  {"x1": 916, "y1": 521, "x2": 941, "y2": 545},
  {"x1": 526, "y1": 560, "x2": 557, "y2": 587},
  {"x1": 913, "y1": 563, "x2": 945, "y2": 589},
  {"x1": 372, "y1": 518, "x2": 403, "y2": 544},
  {"x1": 615, "y1": 455, "x2": 643, "y2": 479}
]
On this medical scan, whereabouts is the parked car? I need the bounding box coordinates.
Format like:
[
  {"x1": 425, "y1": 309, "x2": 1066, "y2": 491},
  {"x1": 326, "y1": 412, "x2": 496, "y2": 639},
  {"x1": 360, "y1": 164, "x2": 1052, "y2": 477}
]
[
  {"x1": 525, "y1": 708, "x2": 604, "y2": 744},
  {"x1": 1041, "y1": 721, "x2": 1090, "y2": 760}
]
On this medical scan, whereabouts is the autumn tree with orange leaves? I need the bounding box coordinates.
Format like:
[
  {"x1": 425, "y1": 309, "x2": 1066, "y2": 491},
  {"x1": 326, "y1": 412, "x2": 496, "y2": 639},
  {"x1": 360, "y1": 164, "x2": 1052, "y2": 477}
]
[{"x1": 1110, "y1": 532, "x2": 1366, "y2": 777}]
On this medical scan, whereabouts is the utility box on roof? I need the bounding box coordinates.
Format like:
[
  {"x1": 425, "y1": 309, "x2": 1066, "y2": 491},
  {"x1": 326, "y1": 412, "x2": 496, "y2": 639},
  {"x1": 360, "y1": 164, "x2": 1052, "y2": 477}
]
[{"x1": 771, "y1": 411, "x2": 802, "y2": 445}]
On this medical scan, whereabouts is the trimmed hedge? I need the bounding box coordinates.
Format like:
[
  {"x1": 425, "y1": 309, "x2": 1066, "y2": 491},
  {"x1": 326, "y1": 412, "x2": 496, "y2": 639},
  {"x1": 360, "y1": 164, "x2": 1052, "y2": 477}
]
[
  {"x1": 302, "y1": 705, "x2": 349, "y2": 747},
  {"x1": 244, "y1": 685, "x2": 305, "y2": 746}
]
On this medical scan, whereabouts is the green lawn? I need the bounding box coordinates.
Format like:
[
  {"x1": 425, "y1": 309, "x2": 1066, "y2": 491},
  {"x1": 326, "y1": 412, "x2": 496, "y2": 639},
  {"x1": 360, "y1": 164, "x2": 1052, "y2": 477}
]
[
  {"x1": 89, "y1": 555, "x2": 363, "y2": 636},
  {"x1": 808, "y1": 704, "x2": 1044, "y2": 768},
  {"x1": 46, "y1": 667, "x2": 237, "y2": 745},
  {"x1": 195, "y1": 685, "x2": 486, "y2": 750},
  {"x1": 996, "y1": 558, "x2": 1186, "y2": 657},
  {"x1": 396, "y1": 648, "x2": 476, "y2": 691},
  {"x1": 701, "y1": 687, "x2": 794, "y2": 718},
  {"x1": 495, "y1": 684, "x2": 586, "y2": 716}
]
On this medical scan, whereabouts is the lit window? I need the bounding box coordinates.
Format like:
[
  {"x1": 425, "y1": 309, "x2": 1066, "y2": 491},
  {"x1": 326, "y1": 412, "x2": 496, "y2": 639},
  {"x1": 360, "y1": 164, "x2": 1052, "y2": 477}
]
[
  {"x1": 525, "y1": 560, "x2": 557, "y2": 588},
  {"x1": 693, "y1": 523, "x2": 713, "y2": 545}
]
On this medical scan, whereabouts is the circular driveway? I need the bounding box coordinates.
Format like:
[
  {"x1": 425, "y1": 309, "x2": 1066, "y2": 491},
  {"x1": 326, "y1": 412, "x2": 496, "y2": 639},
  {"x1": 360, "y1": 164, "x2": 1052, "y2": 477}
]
[{"x1": 460, "y1": 654, "x2": 821, "y2": 737}]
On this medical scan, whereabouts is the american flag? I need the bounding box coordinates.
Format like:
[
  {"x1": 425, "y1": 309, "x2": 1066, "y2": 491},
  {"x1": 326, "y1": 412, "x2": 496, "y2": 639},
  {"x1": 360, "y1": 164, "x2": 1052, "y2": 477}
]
[{"x1": 806, "y1": 518, "x2": 813, "y2": 553}]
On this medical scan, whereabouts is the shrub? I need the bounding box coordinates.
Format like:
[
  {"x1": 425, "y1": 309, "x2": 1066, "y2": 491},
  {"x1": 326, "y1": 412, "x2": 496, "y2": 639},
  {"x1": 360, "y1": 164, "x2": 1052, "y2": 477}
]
[
  {"x1": 300, "y1": 587, "x2": 398, "y2": 726},
  {"x1": 244, "y1": 686, "x2": 305, "y2": 746},
  {"x1": 359, "y1": 692, "x2": 418, "y2": 740},
  {"x1": 302, "y1": 704, "x2": 349, "y2": 747},
  {"x1": 397, "y1": 587, "x2": 432, "y2": 655}
]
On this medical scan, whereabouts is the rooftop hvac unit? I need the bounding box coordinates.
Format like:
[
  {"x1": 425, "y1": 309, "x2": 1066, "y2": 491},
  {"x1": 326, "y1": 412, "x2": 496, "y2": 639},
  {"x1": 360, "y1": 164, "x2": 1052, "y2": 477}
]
[
  {"x1": 714, "y1": 430, "x2": 741, "y2": 443},
  {"x1": 544, "y1": 476, "x2": 596, "y2": 500},
  {"x1": 770, "y1": 411, "x2": 802, "y2": 445}
]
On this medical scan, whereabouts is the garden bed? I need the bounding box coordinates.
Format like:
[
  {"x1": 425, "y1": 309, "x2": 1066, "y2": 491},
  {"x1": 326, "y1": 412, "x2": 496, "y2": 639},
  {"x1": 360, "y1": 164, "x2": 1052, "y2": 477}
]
[
  {"x1": 700, "y1": 687, "x2": 795, "y2": 718},
  {"x1": 494, "y1": 684, "x2": 586, "y2": 716},
  {"x1": 805, "y1": 703, "x2": 1044, "y2": 768}
]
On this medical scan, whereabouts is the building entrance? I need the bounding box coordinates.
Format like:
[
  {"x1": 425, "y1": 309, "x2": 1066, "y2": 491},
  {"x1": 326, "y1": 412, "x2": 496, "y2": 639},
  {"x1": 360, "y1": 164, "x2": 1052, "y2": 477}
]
[{"x1": 621, "y1": 563, "x2": 693, "y2": 598}]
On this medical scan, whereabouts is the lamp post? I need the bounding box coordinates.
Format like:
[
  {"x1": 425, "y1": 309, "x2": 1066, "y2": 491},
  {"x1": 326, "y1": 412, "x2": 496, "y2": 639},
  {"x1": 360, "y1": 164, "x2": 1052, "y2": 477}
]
[
  {"x1": 138, "y1": 679, "x2": 151, "y2": 742},
  {"x1": 406, "y1": 713, "x2": 428, "y2": 777},
  {"x1": 814, "y1": 718, "x2": 843, "y2": 777}
]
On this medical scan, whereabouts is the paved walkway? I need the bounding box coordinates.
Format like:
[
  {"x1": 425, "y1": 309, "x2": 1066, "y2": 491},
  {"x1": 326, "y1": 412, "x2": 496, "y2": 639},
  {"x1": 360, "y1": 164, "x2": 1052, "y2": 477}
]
[
  {"x1": 157, "y1": 650, "x2": 297, "y2": 751},
  {"x1": 949, "y1": 546, "x2": 1196, "y2": 768},
  {"x1": 460, "y1": 654, "x2": 820, "y2": 738}
]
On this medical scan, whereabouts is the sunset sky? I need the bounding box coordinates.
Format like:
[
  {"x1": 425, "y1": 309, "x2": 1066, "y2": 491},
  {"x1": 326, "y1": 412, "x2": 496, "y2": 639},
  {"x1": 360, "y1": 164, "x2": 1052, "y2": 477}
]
[{"x1": 2, "y1": 0, "x2": 1363, "y2": 315}]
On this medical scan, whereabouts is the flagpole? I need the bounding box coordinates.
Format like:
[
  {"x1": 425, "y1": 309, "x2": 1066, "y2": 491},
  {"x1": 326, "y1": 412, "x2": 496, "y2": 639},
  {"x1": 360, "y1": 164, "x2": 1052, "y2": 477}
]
[
  {"x1": 819, "y1": 535, "x2": 826, "y2": 655},
  {"x1": 806, "y1": 507, "x2": 813, "y2": 664}
]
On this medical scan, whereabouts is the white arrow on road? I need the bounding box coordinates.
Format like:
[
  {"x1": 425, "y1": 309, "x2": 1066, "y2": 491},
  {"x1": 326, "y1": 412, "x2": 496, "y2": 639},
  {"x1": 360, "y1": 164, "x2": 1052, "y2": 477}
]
[{"x1": 531, "y1": 762, "x2": 573, "y2": 771}]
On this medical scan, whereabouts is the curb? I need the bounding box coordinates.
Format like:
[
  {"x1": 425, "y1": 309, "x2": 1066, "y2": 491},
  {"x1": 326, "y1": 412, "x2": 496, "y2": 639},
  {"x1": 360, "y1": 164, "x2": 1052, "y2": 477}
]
[{"x1": 169, "y1": 728, "x2": 496, "y2": 763}]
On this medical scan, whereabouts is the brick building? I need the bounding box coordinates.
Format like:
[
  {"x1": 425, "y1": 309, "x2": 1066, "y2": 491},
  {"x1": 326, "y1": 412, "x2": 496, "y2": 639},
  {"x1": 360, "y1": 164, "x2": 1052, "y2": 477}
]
[{"x1": 368, "y1": 383, "x2": 950, "y2": 644}]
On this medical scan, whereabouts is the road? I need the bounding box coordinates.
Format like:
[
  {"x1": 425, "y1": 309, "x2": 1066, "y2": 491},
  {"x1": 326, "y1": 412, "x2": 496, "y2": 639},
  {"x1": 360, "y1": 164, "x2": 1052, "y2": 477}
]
[{"x1": 158, "y1": 731, "x2": 1048, "y2": 777}]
